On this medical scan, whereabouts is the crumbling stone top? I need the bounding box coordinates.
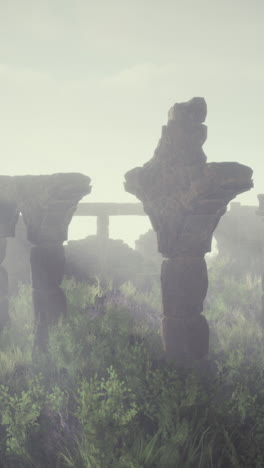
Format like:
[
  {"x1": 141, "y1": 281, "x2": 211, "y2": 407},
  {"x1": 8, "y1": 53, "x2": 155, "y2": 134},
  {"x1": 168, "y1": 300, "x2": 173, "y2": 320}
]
[
  {"x1": 124, "y1": 97, "x2": 253, "y2": 257},
  {"x1": 0, "y1": 173, "x2": 91, "y2": 243},
  {"x1": 168, "y1": 97, "x2": 207, "y2": 124}
]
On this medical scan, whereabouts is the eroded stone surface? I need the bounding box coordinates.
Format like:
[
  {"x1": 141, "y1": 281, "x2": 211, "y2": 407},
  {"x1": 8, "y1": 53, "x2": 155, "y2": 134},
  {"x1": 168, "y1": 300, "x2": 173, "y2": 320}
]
[
  {"x1": 30, "y1": 245, "x2": 65, "y2": 290},
  {"x1": 125, "y1": 97, "x2": 253, "y2": 363},
  {"x1": 0, "y1": 172, "x2": 92, "y2": 348},
  {"x1": 125, "y1": 99, "x2": 253, "y2": 259},
  {"x1": 16, "y1": 173, "x2": 91, "y2": 244},
  {"x1": 33, "y1": 287, "x2": 67, "y2": 325},
  {"x1": 23, "y1": 173, "x2": 91, "y2": 349},
  {"x1": 2, "y1": 216, "x2": 31, "y2": 294},
  {"x1": 161, "y1": 257, "x2": 208, "y2": 317}
]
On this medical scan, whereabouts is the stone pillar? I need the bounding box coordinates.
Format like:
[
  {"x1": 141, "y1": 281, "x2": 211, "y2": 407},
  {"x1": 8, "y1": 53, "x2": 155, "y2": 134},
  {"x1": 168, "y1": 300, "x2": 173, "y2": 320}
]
[
  {"x1": 124, "y1": 97, "x2": 253, "y2": 365},
  {"x1": 2, "y1": 216, "x2": 31, "y2": 295},
  {"x1": 0, "y1": 180, "x2": 20, "y2": 330},
  {"x1": 161, "y1": 256, "x2": 209, "y2": 362},
  {"x1": 97, "y1": 213, "x2": 109, "y2": 240},
  {"x1": 15, "y1": 173, "x2": 92, "y2": 349},
  {"x1": 96, "y1": 213, "x2": 109, "y2": 289},
  {"x1": 30, "y1": 245, "x2": 67, "y2": 348}
]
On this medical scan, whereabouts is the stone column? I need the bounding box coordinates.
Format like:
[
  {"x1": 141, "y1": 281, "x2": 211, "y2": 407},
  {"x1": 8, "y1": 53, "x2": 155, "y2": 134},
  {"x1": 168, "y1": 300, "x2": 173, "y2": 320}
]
[
  {"x1": 161, "y1": 256, "x2": 209, "y2": 363},
  {"x1": 96, "y1": 213, "x2": 109, "y2": 289},
  {"x1": 2, "y1": 216, "x2": 31, "y2": 295},
  {"x1": 30, "y1": 244, "x2": 67, "y2": 348},
  {"x1": 0, "y1": 179, "x2": 20, "y2": 330},
  {"x1": 97, "y1": 213, "x2": 109, "y2": 240},
  {"x1": 15, "y1": 173, "x2": 92, "y2": 349},
  {"x1": 124, "y1": 97, "x2": 253, "y2": 365}
]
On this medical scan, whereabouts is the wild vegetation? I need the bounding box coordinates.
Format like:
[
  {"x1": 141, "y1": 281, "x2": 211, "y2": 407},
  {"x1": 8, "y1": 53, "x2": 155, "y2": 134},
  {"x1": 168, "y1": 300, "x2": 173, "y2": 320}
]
[{"x1": 0, "y1": 255, "x2": 263, "y2": 467}]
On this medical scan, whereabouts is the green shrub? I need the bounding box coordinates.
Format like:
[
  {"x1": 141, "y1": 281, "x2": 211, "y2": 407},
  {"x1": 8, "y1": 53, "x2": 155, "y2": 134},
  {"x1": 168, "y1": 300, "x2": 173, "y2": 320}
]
[{"x1": 0, "y1": 257, "x2": 264, "y2": 466}]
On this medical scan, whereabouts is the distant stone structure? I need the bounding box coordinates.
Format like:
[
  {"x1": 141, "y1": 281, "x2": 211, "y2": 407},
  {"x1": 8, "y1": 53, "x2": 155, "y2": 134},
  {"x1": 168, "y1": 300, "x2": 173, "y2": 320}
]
[
  {"x1": 5, "y1": 199, "x2": 262, "y2": 297},
  {"x1": 124, "y1": 97, "x2": 253, "y2": 365},
  {"x1": 75, "y1": 202, "x2": 145, "y2": 238},
  {"x1": 65, "y1": 235, "x2": 146, "y2": 290},
  {"x1": 0, "y1": 173, "x2": 91, "y2": 348},
  {"x1": 214, "y1": 201, "x2": 262, "y2": 275},
  {"x1": 2, "y1": 202, "x2": 151, "y2": 295},
  {"x1": 74, "y1": 202, "x2": 146, "y2": 288}
]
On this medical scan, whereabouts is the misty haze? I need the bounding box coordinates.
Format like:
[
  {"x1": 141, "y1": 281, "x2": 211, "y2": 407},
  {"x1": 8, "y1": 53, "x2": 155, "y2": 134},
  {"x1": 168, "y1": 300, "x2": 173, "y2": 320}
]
[{"x1": 0, "y1": 1, "x2": 264, "y2": 467}]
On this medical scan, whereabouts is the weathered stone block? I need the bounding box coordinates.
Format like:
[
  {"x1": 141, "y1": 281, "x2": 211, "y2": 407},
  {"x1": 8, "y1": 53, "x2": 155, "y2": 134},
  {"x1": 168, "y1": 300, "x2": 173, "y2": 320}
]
[
  {"x1": 33, "y1": 287, "x2": 67, "y2": 326},
  {"x1": 125, "y1": 97, "x2": 253, "y2": 364},
  {"x1": 0, "y1": 177, "x2": 19, "y2": 237},
  {"x1": 168, "y1": 97, "x2": 207, "y2": 124},
  {"x1": 30, "y1": 245, "x2": 65, "y2": 290},
  {"x1": 161, "y1": 316, "x2": 190, "y2": 360},
  {"x1": 2, "y1": 217, "x2": 31, "y2": 295},
  {"x1": 16, "y1": 173, "x2": 91, "y2": 244},
  {"x1": 0, "y1": 201, "x2": 19, "y2": 238},
  {"x1": 188, "y1": 314, "x2": 209, "y2": 358},
  {"x1": 161, "y1": 257, "x2": 208, "y2": 316},
  {"x1": 163, "y1": 122, "x2": 207, "y2": 154},
  {"x1": 177, "y1": 213, "x2": 223, "y2": 256},
  {"x1": 0, "y1": 172, "x2": 93, "y2": 349}
]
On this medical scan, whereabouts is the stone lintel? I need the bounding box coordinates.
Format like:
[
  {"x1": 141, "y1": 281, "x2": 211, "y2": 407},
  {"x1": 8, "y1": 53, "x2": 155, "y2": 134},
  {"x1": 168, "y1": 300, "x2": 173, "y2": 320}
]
[{"x1": 75, "y1": 202, "x2": 145, "y2": 217}]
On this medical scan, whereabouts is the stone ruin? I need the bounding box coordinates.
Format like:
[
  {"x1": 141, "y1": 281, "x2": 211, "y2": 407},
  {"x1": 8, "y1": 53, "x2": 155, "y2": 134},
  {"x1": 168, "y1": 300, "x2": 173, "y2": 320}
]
[
  {"x1": 124, "y1": 97, "x2": 253, "y2": 365},
  {"x1": 64, "y1": 236, "x2": 146, "y2": 290},
  {"x1": 2, "y1": 215, "x2": 31, "y2": 294},
  {"x1": 0, "y1": 173, "x2": 91, "y2": 348},
  {"x1": 3, "y1": 202, "x2": 150, "y2": 294},
  {"x1": 214, "y1": 201, "x2": 263, "y2": 275},
  {"x1": 0, "y1": 100, "x2": 255, "y2": 365},
  {"x1": 6, "y1": 199, "x2": 263, "y2": 297},
  {"x1": 2, "y1": 219, "x2": 148, "y2": 296},
  {"x1": 137, "y1": 200, "x2": 263, "y2": 277}
]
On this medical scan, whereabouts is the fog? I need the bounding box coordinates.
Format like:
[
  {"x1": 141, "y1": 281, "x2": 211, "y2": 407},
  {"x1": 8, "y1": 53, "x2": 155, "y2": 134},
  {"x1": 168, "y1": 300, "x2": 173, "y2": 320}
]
[
  {"x1": 1, "y1": 0, "x2": 263, "y2": 246},
  {"x1": 1, "y1": 5, "x2": 264, "y2": 464}
]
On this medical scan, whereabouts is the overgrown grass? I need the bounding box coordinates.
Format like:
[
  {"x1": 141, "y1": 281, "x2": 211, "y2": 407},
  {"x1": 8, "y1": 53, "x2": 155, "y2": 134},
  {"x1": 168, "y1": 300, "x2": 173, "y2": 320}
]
[{"x1": 0, "y1": 257, "x2": 264, "y2": 467}]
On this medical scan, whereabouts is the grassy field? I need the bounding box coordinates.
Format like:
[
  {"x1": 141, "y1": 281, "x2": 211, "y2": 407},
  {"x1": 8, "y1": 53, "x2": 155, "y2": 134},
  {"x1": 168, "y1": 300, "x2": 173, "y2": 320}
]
[{"x1": 0, "y1": 256, "x2": 263, "y2": 467}]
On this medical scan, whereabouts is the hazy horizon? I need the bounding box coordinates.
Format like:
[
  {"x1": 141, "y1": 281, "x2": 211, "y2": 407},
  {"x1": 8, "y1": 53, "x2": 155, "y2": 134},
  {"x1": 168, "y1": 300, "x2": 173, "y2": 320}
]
[{"x1": 1, "y1": 0, "x2": 263, "y2": 247}]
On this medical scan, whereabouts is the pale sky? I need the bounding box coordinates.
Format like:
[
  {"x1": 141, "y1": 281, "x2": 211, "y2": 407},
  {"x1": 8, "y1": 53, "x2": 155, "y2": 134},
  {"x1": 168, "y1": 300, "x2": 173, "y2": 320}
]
[{"x1": 1, "y1": 0, "x2": 263, "y2": 247}]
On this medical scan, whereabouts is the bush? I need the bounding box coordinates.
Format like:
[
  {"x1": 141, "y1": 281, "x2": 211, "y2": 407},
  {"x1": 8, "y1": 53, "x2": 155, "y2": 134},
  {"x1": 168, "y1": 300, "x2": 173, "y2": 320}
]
[{"x1": 0, "y1": 257, "x2": 264, "y2": 466}]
